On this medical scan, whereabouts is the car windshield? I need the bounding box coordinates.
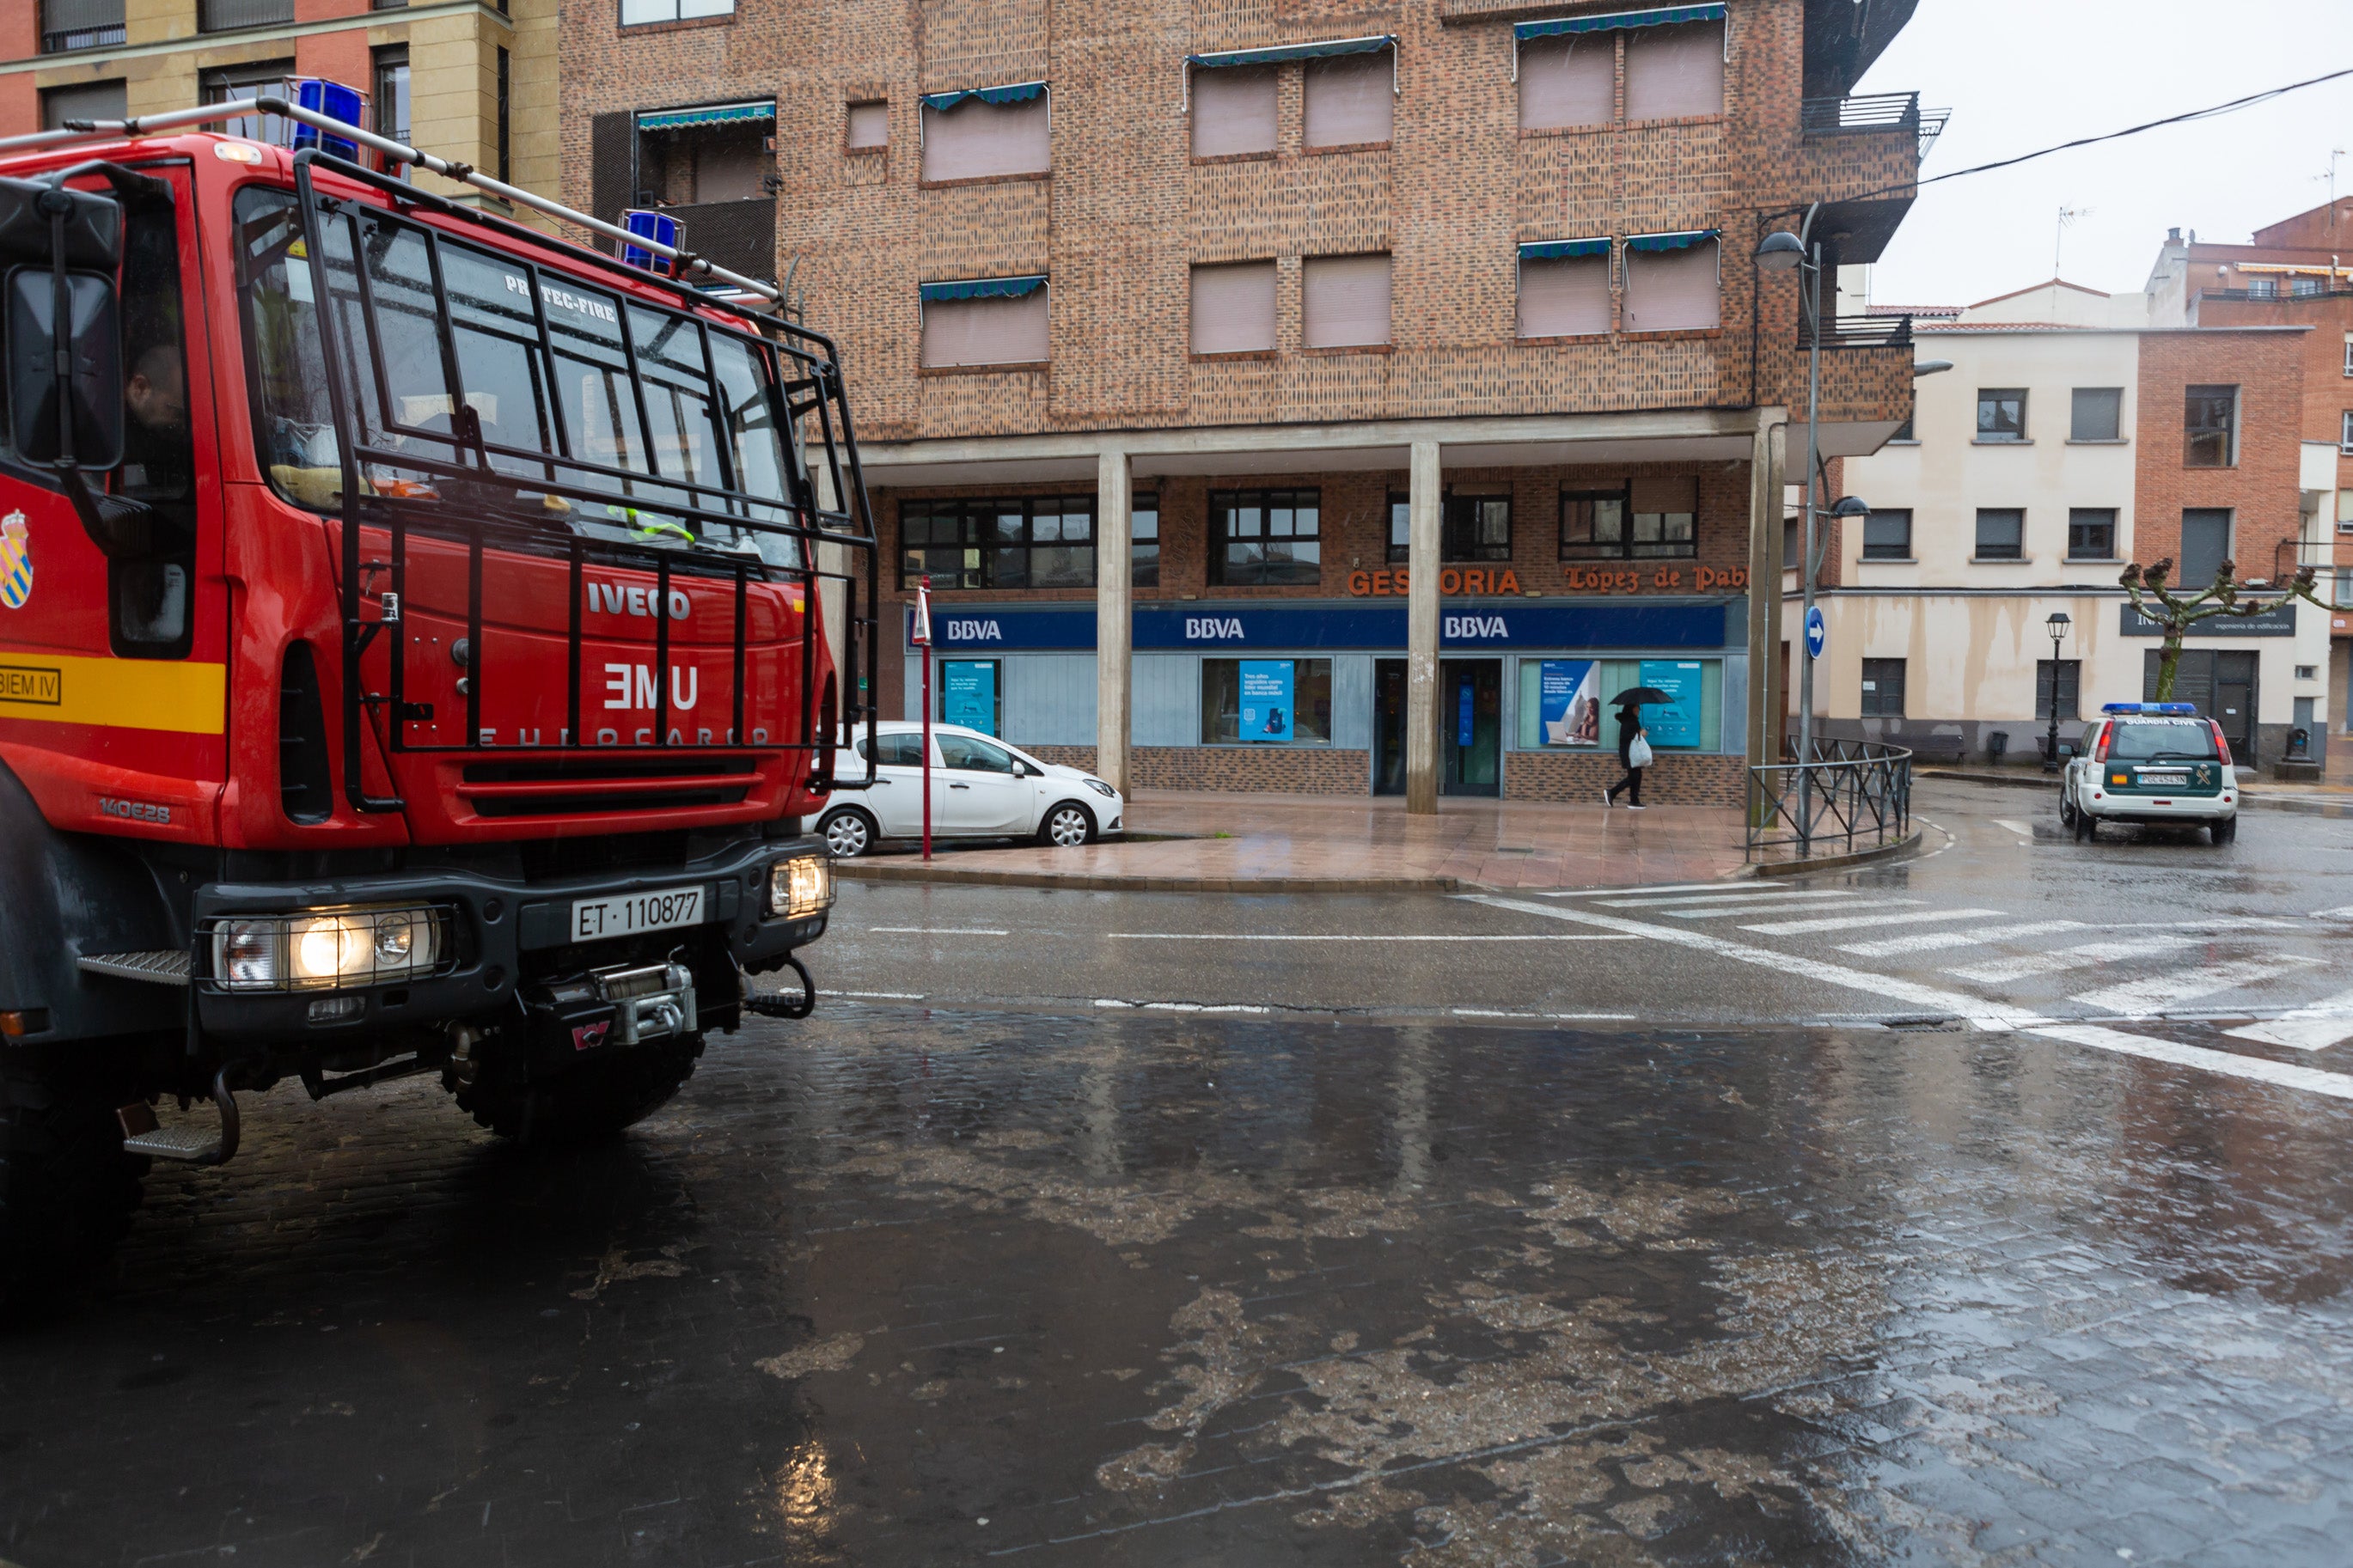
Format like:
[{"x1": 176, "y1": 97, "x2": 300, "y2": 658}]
[{"x1": 2109, "y1": 721, "x2": 2218, "y2": 761}]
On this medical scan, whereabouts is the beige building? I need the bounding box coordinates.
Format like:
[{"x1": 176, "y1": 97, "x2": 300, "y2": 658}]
[{"x1": 0, "y1": 0, "x2": 555, "y2": 219}]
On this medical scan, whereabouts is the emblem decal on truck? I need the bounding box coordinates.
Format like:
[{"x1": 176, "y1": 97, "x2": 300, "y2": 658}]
[{"x1": 0, "y1": 512, "x2": 30, "y2": 609}]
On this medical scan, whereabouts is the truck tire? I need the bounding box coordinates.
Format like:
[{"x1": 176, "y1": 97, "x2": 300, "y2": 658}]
[
  {"x1": 1, "y1": 1052, "x2": 149, "y2": 1318},
  {"x1": 454, "y1": 1036, "x2": 703, "y2": 1149}
]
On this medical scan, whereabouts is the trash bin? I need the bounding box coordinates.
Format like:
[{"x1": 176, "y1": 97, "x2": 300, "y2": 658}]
[{"x1": 1986, "y1": 731, "x2": 2008, "y2": 764}]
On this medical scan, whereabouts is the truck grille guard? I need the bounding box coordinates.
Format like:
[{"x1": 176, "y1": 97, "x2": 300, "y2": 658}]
[{"x1": 284, "y1": 146, "x2": 878, "y2": 815}]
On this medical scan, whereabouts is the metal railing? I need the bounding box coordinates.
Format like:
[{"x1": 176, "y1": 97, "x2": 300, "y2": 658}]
[
  {"x1": 39, "y1": 0, "x2": 123, "y2": 50},
  {"x1": 198, "y1": 0, "x2": 294, "y2": 31},
  {"x1": 1747, "y1": 739, "x2": 1913, "y2": 860},
  {"x1": 40, "y1": 23, "x2": 125, "y2": 51},
  {"x1": 1800, "y1": 312, "x2": 1912, "y2": 350},
  {"x1": 1798, "y1": 91, "x2": 1949, "y2": 155}
]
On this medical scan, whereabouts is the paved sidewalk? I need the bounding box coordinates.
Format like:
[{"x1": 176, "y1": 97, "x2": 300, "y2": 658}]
[{"x1": 836, "y1": 788, "x2": 1750, "y2": 892}]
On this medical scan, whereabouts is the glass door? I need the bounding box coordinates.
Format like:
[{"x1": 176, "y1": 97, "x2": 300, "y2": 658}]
[
  {"x1": 1373, "y1": 659, "x2": 1407, "y2": 795},
  {"x1": 1441, "y1": 659, "x2": 1501, "y2": 796}
]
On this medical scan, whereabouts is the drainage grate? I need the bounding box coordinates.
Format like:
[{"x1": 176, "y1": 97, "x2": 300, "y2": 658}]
[{"x1": 1882, "y1": 1015, "x2": 1963, "y2": 1033}]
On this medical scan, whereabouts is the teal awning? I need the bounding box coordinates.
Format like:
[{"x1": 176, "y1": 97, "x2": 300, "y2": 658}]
[
  {"x1": 920, "y1": 275, "x2": 1047, "y2": 302},
  {"x1": 1189, "y1": 34, "x2": 1395, "y2": 70},
  {"x1": 920, "y1": 81, "x2": 1048, "y2": 112},
  {"x1": 637, "y1": 101, "x2": 775, "y2": 131},
  {"x1": 1520, "y1": 238, "x2": 1611, "y2": 260},
  {"x1": 1625, "y1": 229, "x2": 1720, "y2": 253},
  {"x1": 1514, "y1": 4, "x2": 1725, "y2": 42}
]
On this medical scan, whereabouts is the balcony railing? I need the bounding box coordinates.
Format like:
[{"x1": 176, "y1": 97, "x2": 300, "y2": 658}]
[
  {"x1": 1800, "y1": 313, "x2": 1913, "y2": 351},
  {"x1": 198, "y1": 0, "x2": 295, "y2": 31},
  {"x1": 39, "y1": 0, "x2": 124, "y2": 52},
  {"x1": 1799, "y1": 91, "x2": 1949, "y2": 156}
]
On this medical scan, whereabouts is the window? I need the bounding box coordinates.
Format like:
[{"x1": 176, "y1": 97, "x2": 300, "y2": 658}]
[
  {"x1": 1131, "y1": 493, "x2": 1159, "y2": 588},
  {"x1": 1782, "y1": 516, "x2": 1800, "y2": 570},
  {"x1": 373, "y1": 47, "x2": 411, "y2": 144},
  {"x1": 1519, "y1": 37, "x2": 1614, "y2": 130},
  {"x1": 938, "y1": 731, "x2": 1018, "y2": 771},
  {"x1": 496, "y1": 47, "x2": 511, "y2": 185},
  {"x1": 639, "y1": 112, "x2": 775, "y2": 205},
  {"x1": 1622, "y1": 236, "x2": 1719, "y2": 333},
  {"x1": 199, "y1": 0, "x2": 292, "y2": 31},
  {"x1": 1889, "y1": 414, "x2": 1915, "y2": 442},
  {"x1": 2290, "y1": 276, "x2": 2325, "y2": 298},
  {"x1": 1302, "y1": 254, "x2": 1391, "y2": 349},
  {"x1": 2296, "y1": 664, "x2": 2319, "y2": 680},
  {"x1": 2245, "y1": 277, "x2": 2278, "y2": 299},
  {"x1": 1623, "y1": 20, "x2": 1725, "y2": 120},
  {"x1": 1517, "y1": 248, "x2": 1610, "y2": 338},
  {"x1": 898, "y1": 497, "x2": 1094, "y2": 589},
  {"x1": 1561, "y1": 486, "x2": 1627, "y2": 560},
  {"x1": 1201, "y1": 659, "x2": 1333, "y2": 743},
  {"x1": 920, "y1": 280, "x2": 1048, "y2": 368},
  {"x1": 103, "y1": 178, "x2": 197, "y2": 659},
  {"x1": 2179, "y1": 509, "x2": 2231, "y2": 586},
  {"x1": 2340, "y1": 410, "x2": 2352, "y2": 455},
  {"x1": 1210, "y1": 489, "x2": 1320, "y2": 585},
  {"x1": 39, "y1": 78, "x2": 124, "y2": 126},
  {"x1": 1191, "y1": 66, "x2": 1276, "y2": 158},
  {"x1": 2067, "y1": 508, "x2": 2118, "y2": 560},
  {"x1": 40, "y1": 0, "x2": 125, "y2": 52},
  {"x1": 1559, "y1": 480, "x2": 1695, "y2": 560},
  {"x1": 2036, "y1": 659, "x2": 2081, "y2": 722},
  {"x1": 1190, "y1": 261, "x2": 1276, "y2": 355},
  {"x1": 1303, "y1": 52, "x2": 1392, "y2": 148},
  {"x1": 859, "y1": 731, "x2": 926, "y2": 767},
  {"x1": 2336, "y1": 569, "x2": 2353, "y2": 608},
  {"x1": 920, "y1": 88, "x2": 1050, "y2": 182},
  {"x1": 846, "y1": 101, "x2": 888, "y2": 150},
  {"x1": 1976, "y1": 388, "x2": 2026, "y2": 442},
  {"x1": 200, "y1": 60, "x2": 295, "y2": 143},
  {"x1": 1861, "y1": 509, "x2": 1912, "y2": 560},
  {"x1": 620, "y1": 0, "x2": 733, "y2": 23},
  {"x1": 1443, "y1": 496, "x2": 1512, "y2": 562},
  {"x1": 1974, "y1": 508, "x2": 2025, "y2": 561},
  {"x1": 2344, "y1": 334, "x2": 2352, "y2": 376},
  {"x1": 2184, "y1": 385, "x2": 2235, "y2": 467},
  {"x1": 2070, "y1": 387, "x2": 2123, "y2": 442},
  {"x1": 1860, "y1": 659, "x2": 1906, "y2": 717}
]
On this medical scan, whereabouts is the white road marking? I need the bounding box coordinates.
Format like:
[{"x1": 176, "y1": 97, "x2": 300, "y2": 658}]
[
  {"x1": 1945, "y1": 937, "x2": 2202, "y2": 984},
  {"x1": 1666, "y1": 898, "x2": 1924, "y2": 922},
  {"x1": 1463, "y1": 894, "x2": 2353, "y2": 1101},
  {"x1": 2226, "y1": 988, "x2": 2353, "y2": 1051},
  {"x1": 2139, "y1": 917, "x2": 2307, "y2": 931},
  {"x1": 1540, "y1": 882, "x2": 1737, "y2": 898},
  {"x1": 828, "y1": 990, "x2": 927, "y2": 1000},
  {"x1": 1742, "y1": 906, "x2": 2003, "y2": 937},
  {"x1": 1994, "y1": 819, "x2": 2036, "y2": 838},
  {"x1": 1104, "y1": 932, "x2": 1638, "y2": 943},
  {"x1": 868, "y1": 927, "x2": 1012, "y2": 936},
  {"x1": 1094, "y1": 999, "x2": 1271, "y2": 1014},
  {"x1": 1838, "y1": 919, "x2": 2087, "y2": 956},
  {"x1": 1599, "y1": 889, "x2": 1861, "y2": 908},
  {"x1": 2071, "y1": 956, "x2": 2325, "y2": 1018},
  {"x1": 1450, "y1": 1009, "x2": 1640, "y2": 1021},
  {"x1": 2313, "y1": 906, "x2": 2353, "y2": 920}
]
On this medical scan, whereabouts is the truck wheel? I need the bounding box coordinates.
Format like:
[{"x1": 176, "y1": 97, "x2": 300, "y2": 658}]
[
  {"x1": 1, "y1": 1052, "x2": 149, "y2": 1318},
  {"x1": 455, "y1": 1037, "x2": 703, "y2": 1149}
]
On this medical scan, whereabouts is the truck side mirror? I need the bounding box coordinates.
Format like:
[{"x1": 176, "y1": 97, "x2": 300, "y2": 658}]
[{"x1": 6, "y1": 265, "x2": 124, "y2": 468}]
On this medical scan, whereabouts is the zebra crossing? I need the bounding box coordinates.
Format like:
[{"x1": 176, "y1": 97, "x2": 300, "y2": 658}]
[{"x1": 1464, "y1": 878, "x2": 2353, "y2": 1099}]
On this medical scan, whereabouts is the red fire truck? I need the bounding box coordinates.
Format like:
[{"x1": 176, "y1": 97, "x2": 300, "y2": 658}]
[{"x1": 0, "y1": 95, "x2": 875, "y2": 1309}]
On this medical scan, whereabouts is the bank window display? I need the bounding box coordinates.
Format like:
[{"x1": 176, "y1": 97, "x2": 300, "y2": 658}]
[
  {"x1": 1515, "y1": 658, "x2": 1720, "y2": 750},
  {"x1": 1131, "y1": 492, "x2": 1159, "y2": 587},
  {"x1": 938, "y1": 659, "x2": 1002, "y2": 735},
  {"x1": 899, "y1": 497, "x2": 1095, "y2": 589},
  {"x1": 1202, "y1": 658, "x2": 1333, "y2": 743},
  {"x1": 1210, "y1": 489, "x2": 1320, "y2": 585},
  {"x1": 1385, "y1": 494, "x2": 1512, "y2": 563},
  {"x1": 1861, "y1": 658, "x2": 1906, "y2": 717}
]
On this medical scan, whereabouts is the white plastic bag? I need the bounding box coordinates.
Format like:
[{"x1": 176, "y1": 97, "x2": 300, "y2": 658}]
[{"x1": 1628, "y1": 734, "x2": 1654, "y2": 769}]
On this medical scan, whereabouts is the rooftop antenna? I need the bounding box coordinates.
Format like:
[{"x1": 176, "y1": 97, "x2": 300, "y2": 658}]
[
  {"x1": 2055, "y1": 204, "x2": 2092, "y2": 278},
  {"x1": 2321, "y1": 148, "x2": 2346, "y2": 227}
]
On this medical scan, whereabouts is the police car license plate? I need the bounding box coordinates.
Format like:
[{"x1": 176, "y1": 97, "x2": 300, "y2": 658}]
[
  {"x1": 2139, "y1": 771, "x2": 2190, "y2": 786},
  {"x1": 571, "y1": 886, "x2": 704, "y2": 941}
]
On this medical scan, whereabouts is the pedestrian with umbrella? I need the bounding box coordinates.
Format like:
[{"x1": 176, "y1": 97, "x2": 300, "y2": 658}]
[{"x1": 1603, "y1": 686, "x2": 1667, "y2": 810}]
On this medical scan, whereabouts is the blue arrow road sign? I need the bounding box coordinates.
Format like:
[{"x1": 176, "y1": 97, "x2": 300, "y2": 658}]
[{"x1": 1804, "y1": 606, "x2": 1827, "y2": 660}]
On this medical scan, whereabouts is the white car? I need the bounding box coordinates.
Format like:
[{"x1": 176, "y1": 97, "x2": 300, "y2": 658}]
[{"x1": 815, "y1": 723, "x2": 1126, "y2": 857}]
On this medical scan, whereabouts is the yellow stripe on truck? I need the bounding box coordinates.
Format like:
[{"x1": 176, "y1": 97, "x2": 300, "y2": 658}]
[{"x1": 0, "y1": 653, "x2": 227, "y2": 735}]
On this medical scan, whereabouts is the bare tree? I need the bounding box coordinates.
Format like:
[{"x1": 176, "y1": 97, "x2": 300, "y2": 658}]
[{"x1": 2119, "y1": 558, "x2": 2325, "y2": 700}]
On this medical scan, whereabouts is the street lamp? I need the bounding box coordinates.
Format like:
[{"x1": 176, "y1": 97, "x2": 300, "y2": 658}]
[{"x1": 2043, "y1": 610, "x2": 2072, "y2": 772}]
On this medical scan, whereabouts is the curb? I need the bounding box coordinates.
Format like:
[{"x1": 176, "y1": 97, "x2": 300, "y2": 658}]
[
  {"x1": 1746, "y1": 827, "x2": 1924, "y2": 878},
  {"x1": 1919, "y1": 767, "x2": 2351, "y2": 819},
  {"x1": 836, "y1": 863, "x2": 1464, "y2": 894}
]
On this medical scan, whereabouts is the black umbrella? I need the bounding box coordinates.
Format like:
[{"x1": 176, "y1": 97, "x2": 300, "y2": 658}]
[{"x1": 1611, "y1": 686, "x2": 1672, "y2": 707}]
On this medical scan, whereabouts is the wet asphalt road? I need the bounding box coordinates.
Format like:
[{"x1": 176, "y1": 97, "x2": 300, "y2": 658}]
[{"x1": 3, "y1": 780, "x2": 2352, "y2": 1566}]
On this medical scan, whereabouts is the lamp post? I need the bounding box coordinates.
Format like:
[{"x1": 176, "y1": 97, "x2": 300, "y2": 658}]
[
  {"x1": 1756, "y1": 220, "x2": 1868, "y2": 851},
  {"x1": 2043, "y1": 610, "x2": 2072, "y2": 772}
]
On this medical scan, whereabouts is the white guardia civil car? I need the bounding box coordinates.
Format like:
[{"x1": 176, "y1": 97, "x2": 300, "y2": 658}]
[{"x1": 814, "y1": 723, "x2": 1126, "y2": 857}]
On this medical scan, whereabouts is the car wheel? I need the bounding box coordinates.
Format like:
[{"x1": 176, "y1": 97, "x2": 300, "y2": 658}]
[
  {"x1": 2074, "y1": 805, "x2": 2095, "y2": 843},
  {"x1": 1038, "y1": 801, "x2": 1095, "y2": 848},
  {"x1": 2058, "y1": 790, "x2": 2076, "y2": 828},
  {"x1": 2209, "y1": 815, "x2": 2237, "y2": 845},
  {"x1": 817, "y1": 806, "x2": 876, "y2": 858}
]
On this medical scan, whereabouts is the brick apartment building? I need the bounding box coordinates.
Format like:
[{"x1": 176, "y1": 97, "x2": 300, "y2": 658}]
[
  {"x1": 0, "y1": 0, "x2": 555, "y2": 219},
  {"x1": 565, "y1": 0, "x2": 1929, "y2": 803}
]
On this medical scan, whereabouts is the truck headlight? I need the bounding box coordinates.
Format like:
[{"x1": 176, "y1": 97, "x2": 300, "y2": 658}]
[
  {"x1": 211, "y1": 905, "x2": 447, "y2": 991},
  {"x1": 768, "y1": 855, "x2": 834, "y2": 919}
]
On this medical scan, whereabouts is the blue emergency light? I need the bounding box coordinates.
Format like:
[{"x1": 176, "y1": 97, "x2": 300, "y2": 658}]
[
  {"x1": 2101, "y1": 702, "x2": 2198, "y2": 716},
  {"x1": 288, "y1": 78, "x2": 368, "y2": 162},
  {"x1": 620, "y1": 210, "x2": 681, "y2": 276}
]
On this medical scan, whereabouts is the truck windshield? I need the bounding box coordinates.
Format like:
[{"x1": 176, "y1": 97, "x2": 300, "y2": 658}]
[
  {"x1": 2110, "y1": 722, "x2": 2219, "y2": 761},
  {"x1": 231, "y1": 184, "x2": 802, "y2": 568}
]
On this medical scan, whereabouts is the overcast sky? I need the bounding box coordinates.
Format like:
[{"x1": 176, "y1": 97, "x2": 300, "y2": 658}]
[{"x1": 1852, "y1": 0, "x2": 2353, "y2": 309}]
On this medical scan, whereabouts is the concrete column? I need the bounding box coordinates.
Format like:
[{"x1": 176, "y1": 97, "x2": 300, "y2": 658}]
[
  {"x1": 1745, "y1": 413, "x2": 1788, "y2": 772},
  {"x1": 1405, "y1": 438, "x2": 1442, "y2": 815},
  {"x1": 1095, "y1": 448, "x2": 1133, "y2": 794}
]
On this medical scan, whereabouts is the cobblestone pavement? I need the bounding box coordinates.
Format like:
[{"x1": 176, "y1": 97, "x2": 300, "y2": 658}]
[{"x1": 4, "y1": 1001, "x2": 2350, "y2": 1566}]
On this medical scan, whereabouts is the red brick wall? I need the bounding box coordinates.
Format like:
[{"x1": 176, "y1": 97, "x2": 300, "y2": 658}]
[
  {"x1": 2197, "y1": 293, "x2": 2353, "y2": 570},
  {"x1": 1018, "y1": 743, "x2": 1372, "y2": 794},
  {"x1": 2132, "y1": 330, "x2": 2309, "y2": 582},
  {"x1": 1507, "y1": 748, "x2": 1744, "y2": 806}
]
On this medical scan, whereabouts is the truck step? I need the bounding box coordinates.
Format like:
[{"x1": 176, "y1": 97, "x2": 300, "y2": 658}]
[
  {"x1": 120, "y1": 1124, "x2": 226, "y2": 1163},
  {"x1": 78, "y1": 950, "x2": 191, "y2": 986}
]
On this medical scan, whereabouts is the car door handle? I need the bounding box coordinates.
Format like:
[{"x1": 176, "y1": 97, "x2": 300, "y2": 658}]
[{"x1": 949, "y1": 782, "x2": 970, "y2": 790}]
